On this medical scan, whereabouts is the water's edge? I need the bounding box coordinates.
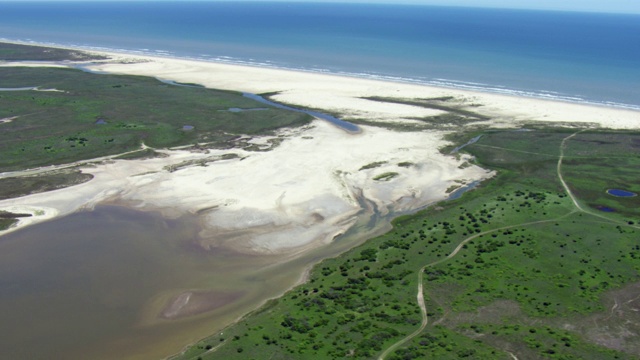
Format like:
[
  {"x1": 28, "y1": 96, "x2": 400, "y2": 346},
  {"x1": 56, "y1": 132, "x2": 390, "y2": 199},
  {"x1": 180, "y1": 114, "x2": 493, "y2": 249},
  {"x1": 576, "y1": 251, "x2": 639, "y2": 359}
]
[{"x1": 4, "y1": 38, "x2": 639, "y2": 112}]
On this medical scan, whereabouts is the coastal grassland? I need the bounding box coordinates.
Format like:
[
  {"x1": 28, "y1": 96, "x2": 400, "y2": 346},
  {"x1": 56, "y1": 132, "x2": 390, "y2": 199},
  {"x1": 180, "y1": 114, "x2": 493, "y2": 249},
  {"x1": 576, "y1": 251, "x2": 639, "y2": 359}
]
[
  {"x1": 0, "y1": 219, "x2": 15, "y2": 231},
  {"x1": 0, "y1": 169, "x2": 93, "y2": 200},
  {"x1": 0, "y1": 67, "x2": 310, "y2": 172},
  {"x1": 0, "y1": 42, "x2": 109, "y2": 62},
  {"x1": 174, "y1": 129, "x2": 640, "y2": 360},
  {"x1": 561, "y1": 131, "x2": 640, "y2": 218}
]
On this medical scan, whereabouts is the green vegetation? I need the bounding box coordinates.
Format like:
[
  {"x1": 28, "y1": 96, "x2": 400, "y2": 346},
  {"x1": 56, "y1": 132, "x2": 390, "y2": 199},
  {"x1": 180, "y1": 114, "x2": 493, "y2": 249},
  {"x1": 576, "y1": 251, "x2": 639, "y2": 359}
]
[
  {"x1": 373, "y1": 172, "x2": 399, "y2": 181},
  {"x1": 0, "y1": 210, "x2": 32, "y2": 218},
  {"x1": 0, "y1": 67, "x2": 310, "y2": 172},
  {"x1": 397, "y1": 162, "x2": 414, "y2": 168},
  {"x1": 363, "y1": 96, "x2": 490, "y2": 127},
  {"x1": 0, "y1": 42, "x2": 109, "y2": 61},
  {"x1": 0, "y1": 169, "x2": 93, "y2": 200},
  {"x1": 359, "y1": 161, "x2": 387, "y2": 171},
  {"x1": 0, "y1": 210, "x2": 32, "y2": 230},
  {"x1": 4, "y1": 42, "x2": 639, "y2": 360},
  {"x1": 0, "y1": 42, "x2": 310, "y2": 200},
  {"x1": 175, "y1": 128, "x2": 640, "y2": 360},
  {"x1": 0, "y1": 219, "x2": 16, "y2": 231}
]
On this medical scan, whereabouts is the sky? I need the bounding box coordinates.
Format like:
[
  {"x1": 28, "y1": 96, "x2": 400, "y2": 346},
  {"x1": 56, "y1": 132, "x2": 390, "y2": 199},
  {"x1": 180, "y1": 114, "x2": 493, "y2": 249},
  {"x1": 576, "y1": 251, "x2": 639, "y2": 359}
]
[
  {"x1": 253, "y1": 0, "x2": 640, "y2": 14},
  {"x1": 2, "y1": 0, "x2": 639, "y2": 15}
]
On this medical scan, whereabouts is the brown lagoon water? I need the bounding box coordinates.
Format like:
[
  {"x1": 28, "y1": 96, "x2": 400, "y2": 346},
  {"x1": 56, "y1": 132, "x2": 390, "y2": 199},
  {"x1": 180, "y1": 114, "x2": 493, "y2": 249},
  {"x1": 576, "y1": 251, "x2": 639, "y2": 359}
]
[{"x1": 0, "y1": 204, "x2": 388, "y2": 359}]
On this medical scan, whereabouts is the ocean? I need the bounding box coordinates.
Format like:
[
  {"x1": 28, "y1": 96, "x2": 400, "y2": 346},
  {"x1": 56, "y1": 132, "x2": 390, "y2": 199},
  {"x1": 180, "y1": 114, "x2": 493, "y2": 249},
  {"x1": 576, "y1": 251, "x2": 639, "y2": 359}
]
[{"x1": 0, "y1": 1, "x2": 638, "y2": 109}]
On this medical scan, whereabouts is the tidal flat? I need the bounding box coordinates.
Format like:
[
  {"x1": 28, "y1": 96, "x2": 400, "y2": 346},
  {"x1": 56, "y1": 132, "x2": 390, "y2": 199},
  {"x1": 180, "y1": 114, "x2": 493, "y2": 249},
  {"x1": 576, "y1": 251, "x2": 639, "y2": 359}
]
[{"x1": 0, "y1": 203, "x2": 393, "y2": 360}]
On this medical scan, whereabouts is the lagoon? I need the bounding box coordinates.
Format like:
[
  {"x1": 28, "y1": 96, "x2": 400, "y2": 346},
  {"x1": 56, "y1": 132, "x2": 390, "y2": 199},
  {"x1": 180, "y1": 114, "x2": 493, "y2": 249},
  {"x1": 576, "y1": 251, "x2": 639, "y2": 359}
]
[
  {"x1": 0, "y1": 206, "x2": 297, "y2": 359},
  {"x1": 0, "y1": 202, "x2": 390, "y2": 359}
]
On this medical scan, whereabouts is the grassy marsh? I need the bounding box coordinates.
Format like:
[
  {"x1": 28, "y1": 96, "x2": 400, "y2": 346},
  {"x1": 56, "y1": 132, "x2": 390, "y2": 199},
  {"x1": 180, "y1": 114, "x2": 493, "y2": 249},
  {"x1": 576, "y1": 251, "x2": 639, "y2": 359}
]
[
  {"x1": 0, "y1": 67, "x2": 310, "y2": 172},
  {"x1": 0, "y1": 42, "x2": 109, "y2": 62},
  {"x1": 0, "y1": 169, "x2": 93, "y2": 201}
]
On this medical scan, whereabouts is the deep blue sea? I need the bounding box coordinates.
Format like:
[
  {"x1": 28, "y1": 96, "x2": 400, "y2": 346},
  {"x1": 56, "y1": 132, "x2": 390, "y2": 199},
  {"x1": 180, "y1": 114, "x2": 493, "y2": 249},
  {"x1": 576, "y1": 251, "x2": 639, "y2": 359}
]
[{"x1": 0, "y1": 1, "x2": 639, "y2": 109}]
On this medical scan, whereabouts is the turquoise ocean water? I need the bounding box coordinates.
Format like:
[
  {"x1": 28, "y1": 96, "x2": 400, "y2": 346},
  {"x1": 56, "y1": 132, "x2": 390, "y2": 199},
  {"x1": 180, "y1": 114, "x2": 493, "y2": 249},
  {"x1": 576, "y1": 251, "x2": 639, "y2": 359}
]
[{"x1": 0, "y1": 1, "x2": 638, "y2": 110}]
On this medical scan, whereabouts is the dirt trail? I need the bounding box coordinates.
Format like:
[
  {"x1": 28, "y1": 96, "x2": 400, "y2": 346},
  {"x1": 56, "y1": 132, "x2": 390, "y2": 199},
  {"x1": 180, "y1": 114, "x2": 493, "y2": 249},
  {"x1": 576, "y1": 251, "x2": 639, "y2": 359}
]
[
  {"x1": 0, "y1": 143, "x2": 150, "y2": 179},
  {"x1": 378, "y1": 128, "x2": 640, "y2": 359}
]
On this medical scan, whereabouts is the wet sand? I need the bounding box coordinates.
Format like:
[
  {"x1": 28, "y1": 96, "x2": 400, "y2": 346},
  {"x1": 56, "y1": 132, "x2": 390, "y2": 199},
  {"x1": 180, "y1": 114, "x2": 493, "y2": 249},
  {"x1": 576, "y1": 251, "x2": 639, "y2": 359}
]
[{"x1": 0, "y1": 200, "x2": 397, "y2": 360}]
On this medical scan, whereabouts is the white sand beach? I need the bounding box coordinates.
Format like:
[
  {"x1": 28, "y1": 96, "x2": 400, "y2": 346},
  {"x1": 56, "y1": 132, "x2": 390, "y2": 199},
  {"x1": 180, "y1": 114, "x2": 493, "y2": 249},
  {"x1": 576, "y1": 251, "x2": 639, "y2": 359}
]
[
  {"x1": 1, "y1": 49, "x2": 639, "y2": 254},
  {"x1": 88, "y1": 52, "x2": 640, "y2": 129}
]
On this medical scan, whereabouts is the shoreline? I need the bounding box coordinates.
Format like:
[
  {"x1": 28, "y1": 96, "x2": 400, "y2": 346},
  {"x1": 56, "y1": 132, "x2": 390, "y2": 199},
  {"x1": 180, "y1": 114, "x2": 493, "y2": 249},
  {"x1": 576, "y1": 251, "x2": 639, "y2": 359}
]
[
  {"x1": 84, "y1": 51, "x2": 640, "y2": 130},
  {"x1": 2, "y1": 38, "x2": 640, "y2": 113},
  {"x1": 2, "y1": 40, "x2": 640, "y2": 359},
  {"x1": 1, "y1": 40, "x2": 639, "y2": 242}
]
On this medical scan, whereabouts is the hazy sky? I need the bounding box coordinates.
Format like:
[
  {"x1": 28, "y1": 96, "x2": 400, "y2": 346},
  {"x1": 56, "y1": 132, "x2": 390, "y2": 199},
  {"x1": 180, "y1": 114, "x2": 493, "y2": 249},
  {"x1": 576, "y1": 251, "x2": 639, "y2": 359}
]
[{"x1": 2, "y1": 0, "x2": 639, "y2": 15}]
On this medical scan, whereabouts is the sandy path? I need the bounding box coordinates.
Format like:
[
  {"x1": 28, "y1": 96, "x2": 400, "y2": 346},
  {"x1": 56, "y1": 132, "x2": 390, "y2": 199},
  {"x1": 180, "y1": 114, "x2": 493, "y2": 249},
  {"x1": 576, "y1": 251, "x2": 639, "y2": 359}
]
[{"x1": 378, "y1": 129, "x2": 640, "y2": 359}]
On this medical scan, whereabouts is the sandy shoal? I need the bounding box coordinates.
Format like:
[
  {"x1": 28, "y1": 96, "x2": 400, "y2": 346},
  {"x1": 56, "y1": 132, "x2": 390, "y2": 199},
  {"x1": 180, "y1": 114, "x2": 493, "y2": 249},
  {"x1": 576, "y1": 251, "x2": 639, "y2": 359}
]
[{"x1": 1, "y1": 49, "x2": 639, "y2": 253}]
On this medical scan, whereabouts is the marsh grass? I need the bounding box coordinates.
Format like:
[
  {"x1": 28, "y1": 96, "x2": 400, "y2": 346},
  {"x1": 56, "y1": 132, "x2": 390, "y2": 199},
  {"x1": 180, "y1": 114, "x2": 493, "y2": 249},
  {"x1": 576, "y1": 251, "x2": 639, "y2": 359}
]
[
  {"x1": 0, "y1": 67, "x2": 310, "y2": 172},
  {"x1": 0, "y1": 169, "x2": 93, "y2": 200},
  {"x1": 0, "y1": 42, "x2": 109, "y2": 62}
]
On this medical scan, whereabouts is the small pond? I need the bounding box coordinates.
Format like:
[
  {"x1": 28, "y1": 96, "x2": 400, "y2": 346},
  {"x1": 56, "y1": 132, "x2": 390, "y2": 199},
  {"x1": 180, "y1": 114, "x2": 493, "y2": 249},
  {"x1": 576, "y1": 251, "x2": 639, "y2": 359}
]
[
  {"x1": 225, "y1": 107, "x2": 268, "y2": 113},
  {"x1": 594, "y1": 205, "x2": 616, "y2": 212},
  {"x1": 606, "y1": 189, "x2": 637, "y2": 197},
  {"x1": 448, "y1": 181, "x2": 480, "y2": 201}
]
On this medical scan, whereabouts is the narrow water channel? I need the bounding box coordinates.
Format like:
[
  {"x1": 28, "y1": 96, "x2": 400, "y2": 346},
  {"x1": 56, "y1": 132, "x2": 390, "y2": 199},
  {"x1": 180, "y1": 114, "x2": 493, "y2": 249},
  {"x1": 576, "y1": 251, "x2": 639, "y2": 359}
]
[
  {"x1": 155, "y1": 78, "x2": 361, "y2": 132},
  {"x1": 241, "y1": 93, "x2": 360, "y2": 133}
]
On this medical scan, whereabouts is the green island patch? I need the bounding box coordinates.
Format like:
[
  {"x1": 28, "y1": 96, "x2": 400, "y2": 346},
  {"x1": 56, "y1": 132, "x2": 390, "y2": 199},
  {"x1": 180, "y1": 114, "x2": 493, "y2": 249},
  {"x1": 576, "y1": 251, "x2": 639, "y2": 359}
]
[
  {"x1": 0, "y1": 210, "x2": 32, "y2": 231},
  {"x1": 0, "y1": 42, "x2": 109, "y2": 62},
  {"x1": 397, "y1": 161, "x2": 414, "y2": 168},
  {"x1": 373, "y1": 172, "x2": 400, "y2": 181},
  {"x1": 359, "y1": 161, "x2": 387, "y2": 171}
]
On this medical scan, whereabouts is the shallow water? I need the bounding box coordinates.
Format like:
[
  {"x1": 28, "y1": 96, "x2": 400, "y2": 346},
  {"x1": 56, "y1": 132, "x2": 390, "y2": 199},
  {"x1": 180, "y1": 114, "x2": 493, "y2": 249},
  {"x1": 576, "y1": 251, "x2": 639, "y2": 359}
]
[
  {"x1": 2, "y1": 3, "x2": 638, "y2": 109},
  {"x1": 0, "y1": 203, "x2": 389, "y2": 359},
  {"x1": 0, "y1": 206, "x2": 297, "y2": 359},
  {"x1": 0, "y1": 87, "x2": 37, "y2": 91},
  {"x1": 606, "y1": 189, "x2": 637, "y2": 197},
  {"x1": 595, "y1": 206, "x2": 616, "y2": 212},
  {"x1": 242, "y1": 92, "x2": 360, "y2": 132}
]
